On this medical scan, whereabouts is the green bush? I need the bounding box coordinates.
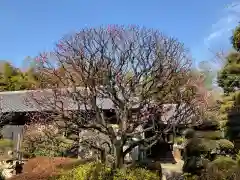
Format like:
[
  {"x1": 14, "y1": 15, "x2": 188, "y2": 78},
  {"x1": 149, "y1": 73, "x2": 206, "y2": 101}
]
[
  {"x1": 175, "y1": 136, "x2": 185, "y2": 145},
  {"x1": 56, "y1": 162, "x2": 160, "y2": 180},
  {"x1": 56, "y1": 162, "x2": 112, "y2": 180},
  {"x1": 0, "y1": 139, "x2": 13, "y2": 156}
]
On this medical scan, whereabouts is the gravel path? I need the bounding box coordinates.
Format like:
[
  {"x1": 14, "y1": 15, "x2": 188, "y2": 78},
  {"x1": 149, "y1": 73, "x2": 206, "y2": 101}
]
[{"x1": 161, "y1": 160, "x2": 183, "y2": 180}]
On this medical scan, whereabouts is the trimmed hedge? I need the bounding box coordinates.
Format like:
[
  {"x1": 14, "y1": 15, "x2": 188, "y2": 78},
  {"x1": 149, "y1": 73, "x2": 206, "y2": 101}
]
[
  {"x1": 217, "y1": 139, "x2": 234, "y2": 150},
  {"x1": 195, "y1": 131, "x2": 222, "y2": 140}
]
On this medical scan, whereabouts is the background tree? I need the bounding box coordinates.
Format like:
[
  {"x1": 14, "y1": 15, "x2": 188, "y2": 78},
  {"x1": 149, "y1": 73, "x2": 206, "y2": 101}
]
[
  {"x1": 30, "y1": 26, "x2": 207, "y2": 169},
  {"x1": 191, "y1": 72, "x2": 233, "y2": 157},
  {"x1": 0, "y1": 60, "x2": 40, "y2": 135},
  {"x1": 197, "y1": 61, "x2": 216, "y2": 90},
  {"x1": 0, "y1": 61, "x2": 39, "y2": 91}
]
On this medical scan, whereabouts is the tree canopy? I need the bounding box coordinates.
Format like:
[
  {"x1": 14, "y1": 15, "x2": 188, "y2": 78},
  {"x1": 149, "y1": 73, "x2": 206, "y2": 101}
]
[{"x1": 28, "y1": 26, "x2": 209, "y2": 168}]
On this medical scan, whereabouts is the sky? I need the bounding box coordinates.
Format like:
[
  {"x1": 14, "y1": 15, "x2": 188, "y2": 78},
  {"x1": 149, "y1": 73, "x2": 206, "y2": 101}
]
[{"x1": 0, "y1": 0, "x2": 240, "y2": 68}]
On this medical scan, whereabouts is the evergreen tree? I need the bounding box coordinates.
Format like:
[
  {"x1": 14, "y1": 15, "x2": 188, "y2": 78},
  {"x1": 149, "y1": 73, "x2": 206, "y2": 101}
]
[
  {"x1": 193, "y1": 118, "x2": 234, "y2": 156},
  {"x1": 217, "y1": 25, "x2": 240, "y2": 143}
]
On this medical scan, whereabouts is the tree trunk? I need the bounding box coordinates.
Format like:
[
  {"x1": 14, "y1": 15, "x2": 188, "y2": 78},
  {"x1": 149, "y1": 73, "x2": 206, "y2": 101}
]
[
  {"x1": 113, "y1": 143, "x2": 124, "y2": 169},
  {"x1": 115, "y1": 149, "x2": 124, "y2": 169},
  {"x1": 78, "y1": 132, "x2": 82, "y2": 159},
  {"x1": 100, "y1": 149, "x2": 106, "y2": 164}
]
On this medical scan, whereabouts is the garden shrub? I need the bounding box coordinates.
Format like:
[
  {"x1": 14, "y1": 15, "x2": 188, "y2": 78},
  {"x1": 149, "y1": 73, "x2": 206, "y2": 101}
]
[
  {"x1": 209, "y1": 156, "x2": 236, "y2": 171},
  {"x1": 0, "y1": 139, "x2": 14, "y2": 160},
  {"x1": 56, "y1": 162, "x2": 160, "y2": 180},
  {"x1": 22, "y1": 124, "x2": 73, "y2": 157},
  {"x1": 199, "y1": 156, "x2": 237, "y2": 180}
]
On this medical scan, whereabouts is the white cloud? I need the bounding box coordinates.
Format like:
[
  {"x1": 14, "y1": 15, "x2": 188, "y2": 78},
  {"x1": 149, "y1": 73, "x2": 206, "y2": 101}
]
[
  {"x1": 204, "y1": 29, "x2": 225, "y2": 43},
  {"x1": 204, "y1": 2, "x2": 240, "y2": 47}
]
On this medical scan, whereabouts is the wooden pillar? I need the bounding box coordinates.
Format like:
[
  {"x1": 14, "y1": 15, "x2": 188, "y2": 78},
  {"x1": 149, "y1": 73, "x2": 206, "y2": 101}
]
[{"x1": 16, "y1": 132, "x2": 21, "y2": 161}]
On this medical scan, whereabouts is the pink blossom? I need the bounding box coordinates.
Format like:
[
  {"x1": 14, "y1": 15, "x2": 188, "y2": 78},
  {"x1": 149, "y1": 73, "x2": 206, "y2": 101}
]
[
  {"x1": 79, "y1": 47, "x2": 85, "y2": 56},
  {"x1": 57, "y1": 41, "x2": 67, "y2": 52},
  {"x1": 56, "y1": 43, "x2": 63, "y2": 49},
  {"x1": 115, "y1": 73, "x2": 120, "y2": 84},
  {"x1": 108, "y1": 25, "x2": 118, "y2": 34},
  {"x1": 35, "y1": 57, "x2": 41, "y2": 62},
  {"x1": 107, "y1": 25, "x2": 113, "y2": 33},
  {"x1": 39, "y1": 53, "x2": 47, "y2": 63}
]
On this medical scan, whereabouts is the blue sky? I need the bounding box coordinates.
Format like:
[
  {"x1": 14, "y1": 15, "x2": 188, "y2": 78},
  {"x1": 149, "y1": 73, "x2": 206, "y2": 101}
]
[{"x1": 0, "y1": 0, "x2": 239, "y2": 68}]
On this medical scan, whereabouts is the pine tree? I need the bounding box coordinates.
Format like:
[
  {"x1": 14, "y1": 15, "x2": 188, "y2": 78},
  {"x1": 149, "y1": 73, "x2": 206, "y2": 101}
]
[{"x1": 217, "y1": 25, "x2": 240, "y2": 144}]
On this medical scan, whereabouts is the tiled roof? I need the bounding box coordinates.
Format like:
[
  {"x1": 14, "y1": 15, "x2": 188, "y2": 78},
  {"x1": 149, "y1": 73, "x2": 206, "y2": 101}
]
[
  {"x1": 0, "y1": 91, "x2": 38, "y2": 112},
  {"x1": 0, "y1": 89, "x2": 114, "y2": 112},
  {"x1": 0, "y1": 89, "x2": 194, "y2": 124}
]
